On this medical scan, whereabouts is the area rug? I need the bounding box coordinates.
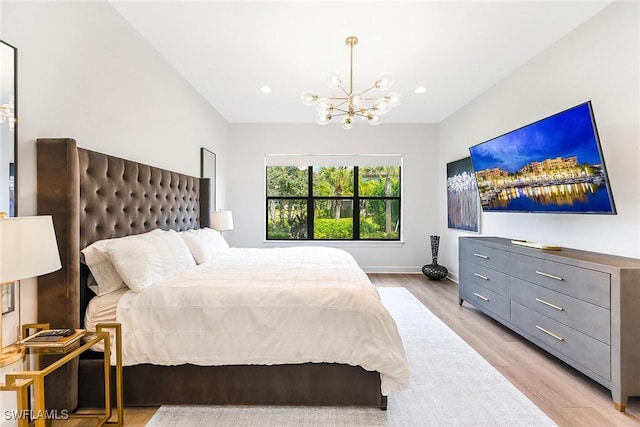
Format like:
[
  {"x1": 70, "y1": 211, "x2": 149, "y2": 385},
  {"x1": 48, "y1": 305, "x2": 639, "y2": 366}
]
[{"x1": 146, "y1": 287, "x2": 556, "y2": 426}]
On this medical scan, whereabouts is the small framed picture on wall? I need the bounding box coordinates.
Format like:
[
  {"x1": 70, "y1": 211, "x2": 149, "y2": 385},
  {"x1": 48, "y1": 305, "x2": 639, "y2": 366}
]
[{"x1": 200, "y1": 148, "x2": 216, "y2": 211}]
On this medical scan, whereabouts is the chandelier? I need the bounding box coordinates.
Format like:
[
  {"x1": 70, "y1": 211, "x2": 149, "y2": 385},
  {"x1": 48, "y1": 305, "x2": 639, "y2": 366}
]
[{"x1": 301, "y1": 36, "x2": 400, "y2": 130}]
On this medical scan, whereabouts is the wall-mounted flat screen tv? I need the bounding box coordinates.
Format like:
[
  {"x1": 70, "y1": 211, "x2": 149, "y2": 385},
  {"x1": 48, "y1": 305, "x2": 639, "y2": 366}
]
[{"x1": 468, "y1": 101, "x2": 616, "y2": 214}]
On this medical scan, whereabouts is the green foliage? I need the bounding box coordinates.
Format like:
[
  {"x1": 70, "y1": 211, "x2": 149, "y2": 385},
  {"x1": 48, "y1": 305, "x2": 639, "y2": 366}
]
[
  {"x1": 360, "y1": 216, "x2": 380, "y2": 234},
  {"x1": 313, "y1": 167, "x2": 354, "y2": 196},
  {"x1": 314, "y1": 218, "x2": 353, "y2": 239},
  {"x1": 266, "y1": 199, "x2": 307, "y2": 239},
  {"x1": 360, "y1": 216, "x2": 399, "y2": 239},
  {"x1": 267, "y1": 166, "x2": 307, "y2": 196},
  {"x1": 359, "y1": 166, "x2": 400, "y2": 196},
  {"x1": 267, "y1": 229, "x2": 294, "y2": 240},
  {"x1": 359, "y1": 199, "x2": 399, "y2": 239}
]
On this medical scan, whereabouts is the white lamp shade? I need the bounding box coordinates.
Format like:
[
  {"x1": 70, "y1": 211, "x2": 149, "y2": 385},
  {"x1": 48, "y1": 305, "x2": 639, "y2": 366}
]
[
  {"x1": 0, "y1": 216, "x2": 62, "y2": 283},
  {"x1": 210, "y1": 211, "x2": 234, "y2": 232}
]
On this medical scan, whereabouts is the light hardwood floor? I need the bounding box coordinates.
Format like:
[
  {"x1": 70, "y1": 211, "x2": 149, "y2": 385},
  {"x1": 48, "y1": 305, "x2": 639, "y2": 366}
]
[
  {"x1": 371, "y1": 273, "x2": 640, "y2": 427},
  {"x1": 89, "y1": 273, "x2": 639, "y2": 426}
]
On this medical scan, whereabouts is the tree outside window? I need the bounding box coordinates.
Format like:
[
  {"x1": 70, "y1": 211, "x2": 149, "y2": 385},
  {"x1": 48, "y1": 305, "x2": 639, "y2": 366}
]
[{"x1": 266, "y1": 163, "x2": 400, "y2": 241}]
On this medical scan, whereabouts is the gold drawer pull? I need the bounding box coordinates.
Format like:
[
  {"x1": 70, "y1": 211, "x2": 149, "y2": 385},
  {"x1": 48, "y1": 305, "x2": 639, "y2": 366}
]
[
  {"x1": 473, "y1": 292, "x2": 489, "y2": 302},
  {"x1": 473, "y1": 273, "x2": 489, "y2": 280},
  {"x1": 473, "y1": 253, "x2": 489, "y2": 259},
  {"x1": 536, "y1": 298, "x2": 564, "y2": 311},
  {"x1": 536, "y1": 325, "x2": 564, "y2": 341},
  {"x1": 535, "y1": 270, "x2": 564, "y2": 281}
]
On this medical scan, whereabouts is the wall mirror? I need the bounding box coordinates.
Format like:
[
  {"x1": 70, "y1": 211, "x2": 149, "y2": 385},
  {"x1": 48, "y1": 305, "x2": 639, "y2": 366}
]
[
  {"x1": 1, "y1": 39, "x2": 17, "y2": 314},
  {"x1": 0, "y1": 40, "x2": 17, "y2": 217}
]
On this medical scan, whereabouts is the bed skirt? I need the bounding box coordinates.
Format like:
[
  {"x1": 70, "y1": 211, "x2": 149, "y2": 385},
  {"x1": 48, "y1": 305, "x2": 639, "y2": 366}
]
[{"x1": 78, "y1": 360, "x2": 387, "y2": 409}]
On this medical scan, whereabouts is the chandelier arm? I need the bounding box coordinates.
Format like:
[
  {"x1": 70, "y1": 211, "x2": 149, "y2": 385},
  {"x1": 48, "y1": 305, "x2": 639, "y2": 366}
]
[
  {"x1": 331, "y1": 100, "x2": 349, "y2": 109},
  {"x1": 360, "y1": 85, "x2": 378, "y2": 95},
  {"x1": 331, "y1": 111, "x2": 350, "y2": 118},
  {"x1": 332, "y1": 107, "x2": 350, "y2": 114}
]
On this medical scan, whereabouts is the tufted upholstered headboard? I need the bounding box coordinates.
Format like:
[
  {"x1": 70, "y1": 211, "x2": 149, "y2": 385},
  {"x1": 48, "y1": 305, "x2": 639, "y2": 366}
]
[
  {"x1": 36, "y1": 138, "x2": 210, "y2": 330},
  {"x1": 78, "y1": 147, "x2": 205, "y2": 250}
]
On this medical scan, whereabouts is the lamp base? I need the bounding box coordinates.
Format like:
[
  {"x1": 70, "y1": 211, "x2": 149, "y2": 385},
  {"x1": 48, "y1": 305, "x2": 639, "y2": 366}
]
[{"x1": 0, "y1": 343, "x2": 25, "y2": 368}]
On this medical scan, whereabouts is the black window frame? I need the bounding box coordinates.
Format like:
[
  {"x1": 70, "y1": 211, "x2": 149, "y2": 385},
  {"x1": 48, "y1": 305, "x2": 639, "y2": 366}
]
[{"x1": 266, "y1": 165, "x2": 401, "y2": 241}]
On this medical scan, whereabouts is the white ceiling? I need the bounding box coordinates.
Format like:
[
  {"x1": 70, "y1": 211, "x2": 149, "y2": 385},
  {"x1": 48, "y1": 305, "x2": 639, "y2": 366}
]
[{"x1": 109, "y1": 1, "x2": 612, "y2": 124}]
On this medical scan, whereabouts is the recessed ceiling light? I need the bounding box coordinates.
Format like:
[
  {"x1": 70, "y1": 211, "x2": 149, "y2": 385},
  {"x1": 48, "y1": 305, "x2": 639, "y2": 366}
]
[
  {"x1": 414, "y1": 86, "x2": 427, "y2": 94},
  {"x1": 260, "y1": 86, "x2": 272, "y2": 93}
]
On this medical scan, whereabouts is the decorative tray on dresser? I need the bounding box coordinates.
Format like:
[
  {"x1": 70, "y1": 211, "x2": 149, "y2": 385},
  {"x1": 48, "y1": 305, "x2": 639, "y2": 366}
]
[{"x1": 458, "y1": 236, "x2": 640, "y2": 412}]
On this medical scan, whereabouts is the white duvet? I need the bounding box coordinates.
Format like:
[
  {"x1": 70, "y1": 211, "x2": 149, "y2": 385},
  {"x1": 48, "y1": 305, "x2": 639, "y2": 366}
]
[{"x1": 115, "y1": 246, "x2": 409, "y2": 394}]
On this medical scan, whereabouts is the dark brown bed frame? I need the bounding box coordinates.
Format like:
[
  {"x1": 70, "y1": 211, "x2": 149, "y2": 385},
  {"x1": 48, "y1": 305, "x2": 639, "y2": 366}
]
[{"x1": 36, "y1": 138, "x2": 386, "y2": 411}]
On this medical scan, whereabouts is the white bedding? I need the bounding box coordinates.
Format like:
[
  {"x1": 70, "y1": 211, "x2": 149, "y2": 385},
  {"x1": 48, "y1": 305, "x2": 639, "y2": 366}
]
[
  {"x1": 84, "y1": 288, "x2": 128, "y2": 351},
  {"x1": 113, "y1": 246, "x2": 409, "y2": 394},
  {"x1": 85, "y1": 288, "x2": 127, "y2": 328}
]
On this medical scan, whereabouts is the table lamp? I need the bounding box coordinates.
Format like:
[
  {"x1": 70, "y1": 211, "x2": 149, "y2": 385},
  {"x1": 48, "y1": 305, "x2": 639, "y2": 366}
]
[
  {"x1": 0, "y1": 214, "x2": 61, "y2": 366},
  {"x1": 210, "y1": 210, "x2": 234, "y2": 235}
]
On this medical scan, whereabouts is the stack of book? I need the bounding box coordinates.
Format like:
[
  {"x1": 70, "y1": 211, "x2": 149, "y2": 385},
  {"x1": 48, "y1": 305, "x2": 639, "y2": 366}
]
[{"x1": 21, "y1": 329, "x2": 85, "y2": 348}]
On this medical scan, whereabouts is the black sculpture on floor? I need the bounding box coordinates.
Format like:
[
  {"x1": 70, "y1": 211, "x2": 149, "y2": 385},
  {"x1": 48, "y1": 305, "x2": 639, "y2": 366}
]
[{"x1": 422, "y1": 235, "x2": 448, "y2": 280}]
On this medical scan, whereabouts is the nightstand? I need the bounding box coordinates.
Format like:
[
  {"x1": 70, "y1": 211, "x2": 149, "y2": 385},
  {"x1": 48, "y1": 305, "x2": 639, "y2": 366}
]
[{"x1": 1, "y1": 322, "x2": 123, "y2": 427}]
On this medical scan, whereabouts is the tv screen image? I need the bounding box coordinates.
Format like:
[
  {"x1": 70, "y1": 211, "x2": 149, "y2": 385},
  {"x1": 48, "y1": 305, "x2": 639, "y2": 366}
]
[{"x1": 468, "y1": 101, "x2": 616, "y2": 214}]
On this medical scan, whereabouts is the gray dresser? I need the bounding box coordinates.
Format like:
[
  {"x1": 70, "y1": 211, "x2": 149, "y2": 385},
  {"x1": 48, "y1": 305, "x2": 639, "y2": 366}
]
[{"x1": 459, "y1": 236, "x2": 640, "y2": 412}]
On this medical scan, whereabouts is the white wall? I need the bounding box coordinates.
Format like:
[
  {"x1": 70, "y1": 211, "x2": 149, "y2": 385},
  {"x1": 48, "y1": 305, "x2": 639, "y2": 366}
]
[
  {"x1": 438, "y1": 1, "x2": 640, "y2": 279},
  {"x1": 227, "y1": 123, "x2": 438, "y2": 272},
  {"x1": 1, "y1": 0, "x2": 229, "y2": 342}
]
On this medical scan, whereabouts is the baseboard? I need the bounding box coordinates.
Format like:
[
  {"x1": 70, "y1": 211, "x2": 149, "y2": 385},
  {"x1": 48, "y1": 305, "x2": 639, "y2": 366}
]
[
  {"x1": 361, "y1": 266, "x2": 459, "y2": 283},
  {"x1": 361, "y1": 266, "x2": 422, "y2": 274}
]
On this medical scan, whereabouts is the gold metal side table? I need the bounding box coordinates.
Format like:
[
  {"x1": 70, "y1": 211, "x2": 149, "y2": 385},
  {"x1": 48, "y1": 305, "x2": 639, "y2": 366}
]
[{"x1": 1, "y1": 322, "x2": 123, "y2": 427}]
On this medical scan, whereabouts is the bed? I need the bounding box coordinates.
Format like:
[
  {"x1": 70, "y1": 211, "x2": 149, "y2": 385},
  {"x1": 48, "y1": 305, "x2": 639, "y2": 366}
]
[{"x1": 35, "y1": 138, "x2": 409, "y2": 411}]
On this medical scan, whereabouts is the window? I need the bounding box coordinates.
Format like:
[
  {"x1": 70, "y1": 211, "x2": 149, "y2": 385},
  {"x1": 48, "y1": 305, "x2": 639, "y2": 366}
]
[{"x1": 266, "y1": 155, "x2": 401, "y2": 241}]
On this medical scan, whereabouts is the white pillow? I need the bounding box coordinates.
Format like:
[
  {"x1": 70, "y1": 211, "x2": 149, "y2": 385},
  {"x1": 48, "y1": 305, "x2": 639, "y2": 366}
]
[
  {"x1": 82, "y1": 234, "x2": 140, "y2": 296},
  {"x1": 180, "y1": 227, "x2": 229, "y2": 264},
  {"x1": 103, "y1": 229, "x2": 197, "y2": 292}
]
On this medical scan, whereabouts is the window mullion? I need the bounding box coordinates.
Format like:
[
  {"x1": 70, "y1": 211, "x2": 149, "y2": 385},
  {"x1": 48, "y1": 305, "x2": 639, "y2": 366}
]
[
  {"x1": 307, "y1": 166, "x2": 313, "y2": 240},
  {"x1": 353, "y1": 166, "x2": 360, "y2": 240}
]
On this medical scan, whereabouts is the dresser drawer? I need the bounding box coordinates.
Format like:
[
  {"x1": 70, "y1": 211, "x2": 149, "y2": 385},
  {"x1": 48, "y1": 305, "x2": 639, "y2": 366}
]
[
  {"x1": 460, "y1": 261, "x2": 510, "y2": 297},
  {"x1": 460, "y1": 240, "x2": 510, "y2": 274},
  {"x1": 511, "y1": 301, "x2": 610, "y2": 381},
  {"x1": 510, "y1": 252, "x2": 610, "y2": 309},
  {"x1": 511, "y1": 277, "x2": 609, "y2": 344},
  {"x1": 460, "y1": 280, "x2": 510, "y2": 322}
]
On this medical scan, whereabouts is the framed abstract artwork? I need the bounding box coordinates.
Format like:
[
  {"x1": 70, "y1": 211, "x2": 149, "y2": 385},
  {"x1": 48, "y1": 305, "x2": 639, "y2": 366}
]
[{"x1": 447, "y1": 157, "x2": 480, "y2": 232}]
